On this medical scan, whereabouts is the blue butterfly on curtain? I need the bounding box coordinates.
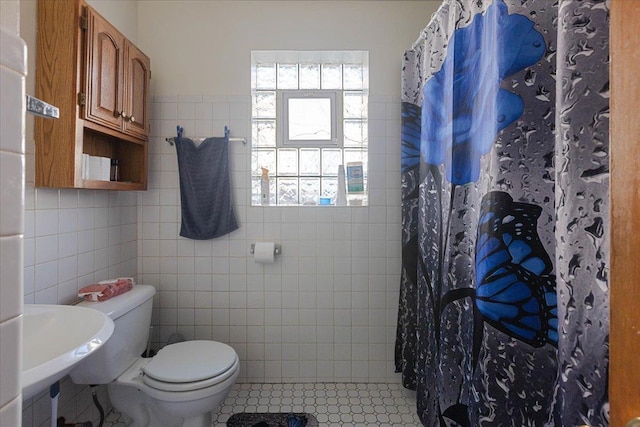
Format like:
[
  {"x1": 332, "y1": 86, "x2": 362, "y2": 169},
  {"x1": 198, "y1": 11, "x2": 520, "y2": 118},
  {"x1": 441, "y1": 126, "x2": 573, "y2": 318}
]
[
  {"x1": 438, "y1": 192, "x2": 558, "y2": 427},
  {"x1": 475, "y1": 191, "x2": 558, "y2": 348}
]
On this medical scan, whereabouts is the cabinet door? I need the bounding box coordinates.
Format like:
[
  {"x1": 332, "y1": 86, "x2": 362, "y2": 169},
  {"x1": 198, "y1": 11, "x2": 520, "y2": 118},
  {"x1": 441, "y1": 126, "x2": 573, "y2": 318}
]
[
  {"x1": 122, "y1": 41, "x2": 151, "y2": 140},
  {"x1": 84, "y1": 7, "x2": 124, "y2": 132}
]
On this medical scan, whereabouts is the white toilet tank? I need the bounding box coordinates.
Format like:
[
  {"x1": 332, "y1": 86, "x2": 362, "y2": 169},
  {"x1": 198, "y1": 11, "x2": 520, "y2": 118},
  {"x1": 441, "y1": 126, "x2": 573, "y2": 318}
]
[{"x1": 70, "y1": 285, "x2": 156, "y2": 384}]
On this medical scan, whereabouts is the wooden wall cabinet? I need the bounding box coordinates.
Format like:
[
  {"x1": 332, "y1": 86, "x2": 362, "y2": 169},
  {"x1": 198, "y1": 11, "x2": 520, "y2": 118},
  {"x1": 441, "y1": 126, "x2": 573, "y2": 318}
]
[
  {"x1": 35, "y1": 0, "x2": 150, "y2": 190},
  {"x1": 84, "y1": 7, "x2": 151, "y2": 141}
]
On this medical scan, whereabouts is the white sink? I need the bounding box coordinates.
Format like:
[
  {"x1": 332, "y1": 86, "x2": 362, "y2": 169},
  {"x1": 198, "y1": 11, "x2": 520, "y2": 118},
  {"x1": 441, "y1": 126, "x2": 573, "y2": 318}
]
[{"x1": 21, "y1": 304, "x2": 114, "y2": 400}]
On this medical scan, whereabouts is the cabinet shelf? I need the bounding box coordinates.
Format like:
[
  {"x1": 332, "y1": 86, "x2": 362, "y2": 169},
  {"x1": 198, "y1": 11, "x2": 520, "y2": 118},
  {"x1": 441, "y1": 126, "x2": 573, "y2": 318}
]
[{"x1": 81, "y1": 180, "x2": 145, "y2": 191}]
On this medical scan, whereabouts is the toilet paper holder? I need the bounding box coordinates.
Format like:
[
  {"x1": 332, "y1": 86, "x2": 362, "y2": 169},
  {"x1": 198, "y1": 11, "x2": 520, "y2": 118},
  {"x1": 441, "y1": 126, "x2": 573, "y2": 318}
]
[{"x1": 250, "y1": 243, "x2": 282, "y2": 256}]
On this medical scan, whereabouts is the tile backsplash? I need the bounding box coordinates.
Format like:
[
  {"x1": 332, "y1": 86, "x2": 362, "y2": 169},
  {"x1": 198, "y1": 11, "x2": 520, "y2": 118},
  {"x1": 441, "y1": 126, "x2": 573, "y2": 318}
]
[
  {"x1": 139, "y1": 95, "x2": 403, "y2": 383},
  {"x1": 23, "y1": 188, "x2": 138, "y2": 305},
  {"x1": 21, "y1": 186, "x2": 137, "y2": 426}
]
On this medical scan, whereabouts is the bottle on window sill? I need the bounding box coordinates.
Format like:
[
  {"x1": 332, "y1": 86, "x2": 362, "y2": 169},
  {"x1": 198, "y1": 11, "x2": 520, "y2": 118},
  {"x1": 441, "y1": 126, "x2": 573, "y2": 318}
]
[{"x1": 261, "y1": 167, "x2": 270, "y2": 205}]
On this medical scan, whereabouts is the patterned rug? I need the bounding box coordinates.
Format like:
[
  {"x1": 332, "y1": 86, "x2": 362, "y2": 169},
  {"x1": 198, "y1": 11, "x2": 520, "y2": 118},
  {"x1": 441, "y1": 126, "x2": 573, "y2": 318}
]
[{"x1": 227, "y1": 412, "x2": 318, "y2": 427}]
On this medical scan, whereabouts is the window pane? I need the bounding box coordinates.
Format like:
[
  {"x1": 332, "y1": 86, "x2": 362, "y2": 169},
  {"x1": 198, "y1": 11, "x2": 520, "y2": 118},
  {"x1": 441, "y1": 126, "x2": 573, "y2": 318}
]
[
  {"x1": 344, "y1": 149, "x2": 366, "y2": 169},
  {"x1": 255, "y1": 149, "x2": 276, "y2": 176},
  {"x1": 268, "y1": 179, "x2": 277, "y2": 205},
  {"x1": 300, "y1": 178, "x2": 320, "y2": 205},
  {"x1": 252, "y1": 119, "x2": 276, "y2": 147},
  {"x1": 256, "y1": 64, "x2": 276, "y2": 89},
  {"x1": 277, "y1": 64, "x2": 298, "y2": 89},
  {"x1": 251, "y1": 150, "x2": 259, "y2": 177},
  {"x1": 288, "y1": 98, "x2": 332, "y2": 140},
  {"x1": 299, "y1": 64, "x2": 320, "y2": 89},
  {"x1": 278, "y1": 148, "x2": 299, "y2": 176},
  {"x1": 321, "y1": 64, "x2": 342, "y2": 89},
  {"x1": 343, "y1": 92, "x2": 367, "y2": 119},
  {"x1": 321, "y1": 177, "x2": 338, "y2": 199},
  {"x1": 343, "y1": 64, "x2": 364, "y2": 90},
  {"x1": 300, "y1": 148, "x2": 321, "y2": 176},
  {"x1": 253, "y1": 91, "x2": 276, "y2": 118},
  {"x1": 321, "y1": 149, "x2": 342, "y2": 176},
  {"x1": 277, "y1": 178, "x2": 299, "y2": 205},
  {"x1": 344, "y1": 120, "x2": 367, "y2": 147}
]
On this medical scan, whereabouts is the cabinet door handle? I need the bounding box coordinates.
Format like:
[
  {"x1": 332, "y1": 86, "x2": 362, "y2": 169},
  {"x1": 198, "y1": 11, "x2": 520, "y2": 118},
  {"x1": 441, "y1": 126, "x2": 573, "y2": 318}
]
[
  {"x1": 129, "y1": 115, "x2": 135, "y2": 123},
  {"x1": 119, "y1": 111, "x2": 129, "y2": 120}
]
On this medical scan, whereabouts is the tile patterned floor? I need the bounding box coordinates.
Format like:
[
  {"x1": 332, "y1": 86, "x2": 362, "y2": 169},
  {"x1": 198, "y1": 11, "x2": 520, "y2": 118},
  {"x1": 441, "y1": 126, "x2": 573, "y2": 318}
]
[{"x1": 102, "y1": 382, "x2": 424, "y2": 427}]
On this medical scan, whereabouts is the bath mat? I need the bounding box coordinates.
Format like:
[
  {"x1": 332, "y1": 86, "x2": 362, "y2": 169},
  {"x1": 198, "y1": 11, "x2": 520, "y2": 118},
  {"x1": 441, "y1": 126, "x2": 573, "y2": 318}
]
[{"x1": 227, "y1": 412, "x2": 318, "y2": 427}]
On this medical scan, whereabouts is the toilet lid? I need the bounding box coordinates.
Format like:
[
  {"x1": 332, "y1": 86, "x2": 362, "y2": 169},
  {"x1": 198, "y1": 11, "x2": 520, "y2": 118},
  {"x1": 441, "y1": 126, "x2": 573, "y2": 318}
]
[{"x1": 143, "y1": 340, "x2": 237, "y2": 383}]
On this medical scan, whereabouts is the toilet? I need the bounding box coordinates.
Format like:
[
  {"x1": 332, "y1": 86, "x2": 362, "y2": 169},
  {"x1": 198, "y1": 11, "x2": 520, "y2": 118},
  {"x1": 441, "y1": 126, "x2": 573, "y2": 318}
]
[{"x1": 69, "y1": 285, "x2": 239, "y2": 427}]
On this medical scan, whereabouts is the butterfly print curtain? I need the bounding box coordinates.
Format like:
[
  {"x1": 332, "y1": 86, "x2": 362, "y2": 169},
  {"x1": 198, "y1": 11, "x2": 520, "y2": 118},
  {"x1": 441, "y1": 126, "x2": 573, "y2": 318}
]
[{"x1": 395, "y1": 1, "x2": 610, "y2": 425}]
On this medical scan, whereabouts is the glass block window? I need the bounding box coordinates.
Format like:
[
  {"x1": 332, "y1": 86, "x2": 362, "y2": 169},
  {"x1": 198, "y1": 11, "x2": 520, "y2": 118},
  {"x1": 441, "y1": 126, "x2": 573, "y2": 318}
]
[{"x1": 251, "y1": 51, "x2": 368, "y2": 206}]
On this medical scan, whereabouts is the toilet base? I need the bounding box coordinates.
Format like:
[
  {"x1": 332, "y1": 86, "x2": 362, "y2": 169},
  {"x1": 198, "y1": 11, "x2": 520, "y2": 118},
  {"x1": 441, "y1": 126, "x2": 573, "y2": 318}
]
[{"x1": 108, "y1": 383, "x2": 214, "y2": 427}]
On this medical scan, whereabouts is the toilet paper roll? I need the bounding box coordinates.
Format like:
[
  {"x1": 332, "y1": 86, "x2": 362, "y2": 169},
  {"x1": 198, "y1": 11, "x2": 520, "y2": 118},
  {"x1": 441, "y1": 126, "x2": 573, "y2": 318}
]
[{"x1": 254, "y1": 242, "x2": 275, "y2": 264}]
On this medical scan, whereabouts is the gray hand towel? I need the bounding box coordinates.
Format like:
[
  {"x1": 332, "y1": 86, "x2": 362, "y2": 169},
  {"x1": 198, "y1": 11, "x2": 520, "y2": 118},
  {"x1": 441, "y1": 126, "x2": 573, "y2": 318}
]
[{"x1": 174, "y1": 136, "x2": 238, "y2": 239}]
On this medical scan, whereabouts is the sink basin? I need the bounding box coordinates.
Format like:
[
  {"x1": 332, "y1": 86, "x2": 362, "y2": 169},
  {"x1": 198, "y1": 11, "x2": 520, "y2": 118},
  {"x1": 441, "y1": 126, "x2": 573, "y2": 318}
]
[{"x1": 21, "y1": 304, "x2": 114, "y2": 400}]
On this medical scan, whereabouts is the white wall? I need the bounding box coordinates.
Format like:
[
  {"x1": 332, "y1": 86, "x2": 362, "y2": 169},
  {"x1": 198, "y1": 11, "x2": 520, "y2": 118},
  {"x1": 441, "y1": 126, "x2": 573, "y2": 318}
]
[
  {"x1": 136, "y1": 1, "x2": 439, "y2": 383},
  {"x1": 138, "y1": 1, "x2": 437, "y2": 96},
  {"x1": 87, "y1": 0, "x2": 139, "y2": 42},
  {"x1": 0, "y1": 0, "x2": 20, "y2": 33}
]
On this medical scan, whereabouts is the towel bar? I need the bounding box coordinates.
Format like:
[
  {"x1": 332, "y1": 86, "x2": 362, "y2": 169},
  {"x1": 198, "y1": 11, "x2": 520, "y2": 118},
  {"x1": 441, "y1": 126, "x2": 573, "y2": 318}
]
[{"x1": 166, "y1": 136, "x2": 246, "y2": 145}]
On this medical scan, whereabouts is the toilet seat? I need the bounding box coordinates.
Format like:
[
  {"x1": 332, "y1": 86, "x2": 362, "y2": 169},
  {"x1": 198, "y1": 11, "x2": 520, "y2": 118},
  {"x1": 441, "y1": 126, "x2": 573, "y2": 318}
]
[{"x1": 142, "y1": 340, "x2": 238, "y2": 392}]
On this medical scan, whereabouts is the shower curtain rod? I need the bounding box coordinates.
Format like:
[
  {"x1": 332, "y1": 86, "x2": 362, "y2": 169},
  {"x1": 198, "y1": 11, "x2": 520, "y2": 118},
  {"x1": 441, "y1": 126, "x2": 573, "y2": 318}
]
[{"x1": 411, "y1": 0, "x2": 450, "y2": 50}]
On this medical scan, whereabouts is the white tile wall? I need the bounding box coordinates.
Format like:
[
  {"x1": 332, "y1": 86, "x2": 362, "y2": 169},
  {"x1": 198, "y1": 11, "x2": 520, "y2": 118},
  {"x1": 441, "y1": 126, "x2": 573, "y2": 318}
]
[
  {"x1": 21, "y1": 186, "x2": 138, "y2": 426},
  {"x1": 139, "y1": 95, "x2": 403, "y2": 383},
  {"x1": 23, "y1": 189, "x2": 138, "y2": 305},
  {"x1": 0, "y1": 26, "x2": 25, "y2": 427}
]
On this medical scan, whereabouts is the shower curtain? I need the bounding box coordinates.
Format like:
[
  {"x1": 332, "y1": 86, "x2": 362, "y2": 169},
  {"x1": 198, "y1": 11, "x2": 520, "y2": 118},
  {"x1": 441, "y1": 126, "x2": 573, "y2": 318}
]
[{"x1": 395, "y1": 0, "x2": 610, "y2": 426}]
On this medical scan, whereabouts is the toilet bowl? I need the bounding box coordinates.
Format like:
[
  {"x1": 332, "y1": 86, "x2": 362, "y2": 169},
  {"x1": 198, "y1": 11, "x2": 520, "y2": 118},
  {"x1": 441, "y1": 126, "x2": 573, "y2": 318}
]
[
  {"x1": 109, "y1": 341, "x2": 239, "y2": 427},
  {"x1": 69, "y1": 285, "x2": 239, "y2": 427}
]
